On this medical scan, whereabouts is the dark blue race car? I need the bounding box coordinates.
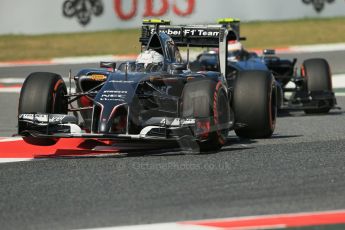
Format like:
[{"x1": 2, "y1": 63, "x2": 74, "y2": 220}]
[
  {"x1": 17, "y1": 19, "x2": 276, "y2": 152},
  {"x1": 192, "y1": 19, "x2": 336, "y2": 114}
]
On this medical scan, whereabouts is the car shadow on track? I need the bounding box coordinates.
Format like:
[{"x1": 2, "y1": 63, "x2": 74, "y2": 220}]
[
  {"x1": 227, "y1": 134, "x2": 302, "y2": 142},
  {"x1": 278, "y1": 109, "x2": 343, "y2": 117},
  {"x1": 33, "y1": 138, "x2": 257, "y2": 159},
  {"x1": 33, "y1": 133, "x2": 302, "y2": 159},
  {"x1": 269, "y1": 134, "x2": 303, "y2": 139}
]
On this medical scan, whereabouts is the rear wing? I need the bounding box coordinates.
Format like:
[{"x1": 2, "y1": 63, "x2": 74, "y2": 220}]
[
  {"x1": 140, "y1": 24, "x2": 237, "y2": 48},
  {"x1": 140, "y1": 19, "x2": 238, "y2": 77}
]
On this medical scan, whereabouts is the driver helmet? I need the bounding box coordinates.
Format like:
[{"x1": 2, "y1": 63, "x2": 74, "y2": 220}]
[{"x1": 136, "y1": 49, "x2": 164, "y2": 69}]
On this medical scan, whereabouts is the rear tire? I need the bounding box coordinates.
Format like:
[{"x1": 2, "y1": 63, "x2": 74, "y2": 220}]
[
  {"x1": 18, "y1": 72, "x2": 68, "y2": 145},
  {"x1": 233, "y1": 70, "x2": 276, "y2": 138},
  {"x1": 181, "y1": 79, "x2": 230, "y2": 152},
  {"x1": 303, "y1": 58, "x2": 333, "y2": 114}
]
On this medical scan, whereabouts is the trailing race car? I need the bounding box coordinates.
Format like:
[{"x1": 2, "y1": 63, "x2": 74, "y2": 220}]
[
  {"x1": 262, "y1": 49, "x2": 336, "y2": 113},
  {"x1": 192, "y1": 18, "x2": 337, "y2": 114},
  {"x1": 17, "y1": 19, "x2": 276, "y2": 152}
]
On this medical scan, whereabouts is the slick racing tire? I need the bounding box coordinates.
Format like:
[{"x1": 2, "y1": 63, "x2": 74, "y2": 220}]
[
  {"x1": 233, "y1": 70, "x2": 276, "y2": 138},
  {"x1": 303, "y1": 58, "x2": 333, "y2": 114},
  {"x1": 18, "y1": 72, "x2": 68, "y2": 146},
  {"x1": 181, "y1": 79, "x2": 230, "y2": 152}
]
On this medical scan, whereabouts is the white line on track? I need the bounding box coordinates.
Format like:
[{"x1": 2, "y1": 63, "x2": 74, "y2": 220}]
[
  {"x1": 52, "y1": 55, "x2": 119, "y2": 65},
  {"x1": 289, "y1": 43, "x2": 345, "y2": 53},
  {"x1": 78, "y1": 223, "x2": 219, "y2": 230},
  {"x1": 0, "y1": 78, "x2": 25, "y2": 84},
  {"x1": 0, "y1": 87, "x2": 21, "y2": 93},
  {"x1": 0, "y1": 87, "x2": 76, "y2": 93},
  {"x1": 0, "y1": 77, "x2": 71, "y2": 84},
  {"x1": 0, "y1": 158, "x2": 32, "y2": 163},
  {"x1": 77, "y1": 209, "x2": 345, "y2": 230},
  {"x1": 0, "y1": 54, "x2": 137, "y2": 68},
  {"x1": 0, "y1": 137, "x2": 23, "y2": 142}
]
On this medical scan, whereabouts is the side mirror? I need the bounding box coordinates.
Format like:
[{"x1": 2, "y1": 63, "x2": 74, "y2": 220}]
[
  {"x1": 170, "y1": 63, "x2": 187, "y2": 70},
  {"x1": 118, "y1": 62, "x2": 136, "y2": 72},
  {"x1": 169, "y1": 63, "x2": 187, "y2": 74},
  {"x1": 263, "y1": 49, "x2": 276, "y2": 56},
  {"x1": 100, "y1": 62, "x2": 116, "y2": 72},
  {"x1": 239, "y1": 37, "x2": 247, "y2": 41}
]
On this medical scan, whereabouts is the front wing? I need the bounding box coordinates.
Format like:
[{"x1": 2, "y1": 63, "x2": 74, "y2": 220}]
[{"x1": 17, "y1": 113, "x2": 200, "y2": 143}]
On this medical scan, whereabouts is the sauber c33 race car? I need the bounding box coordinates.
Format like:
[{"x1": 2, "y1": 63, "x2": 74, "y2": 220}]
[
  {"x1": 192, "y1": 18, "x2": 337, "y2": 114},
  {"x1": 17, "y1": 19, "x2": 277, "y2": 152}
]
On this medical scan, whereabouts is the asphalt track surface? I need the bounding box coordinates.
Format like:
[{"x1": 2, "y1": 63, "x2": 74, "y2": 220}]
[{"x1": 0, "y1": 51, "x2": 345, "y2": 230}]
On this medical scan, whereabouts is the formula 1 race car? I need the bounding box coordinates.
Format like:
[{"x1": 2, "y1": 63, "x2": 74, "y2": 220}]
[
  {"x1": 192, "y1": 19, "x2": 336, "y2": 114},
  {"x1": 262, "y1": 50, "x2": 336, "y2": 113},
  {"x1": 17, "y1": 19, "x2": 276, "y2": 152}
]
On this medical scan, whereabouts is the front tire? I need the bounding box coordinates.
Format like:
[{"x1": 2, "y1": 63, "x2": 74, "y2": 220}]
[
  {"x1": 233, "y1": 70, "x2": 276, "y2": 138},
  {"x1": 181, "y1": 79, "x2": 230, "y2": 152},
  {"x1": 18, "y1": 72, "x2": 68, "y2": 145},
  {"x1": 303, "y1": 58, "x2": 333, "y2": 114}
]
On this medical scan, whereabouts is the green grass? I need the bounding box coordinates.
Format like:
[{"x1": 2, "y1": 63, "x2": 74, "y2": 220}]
[
  {"x1": 0, "y1": 17, "x2": 344, "y2": 62},
  {"x1": 0, "y1": 29, "x2": 141, "y2": 62},
  {"x1": 241, "y1": 17, "x2": 345, "y2": 49}
]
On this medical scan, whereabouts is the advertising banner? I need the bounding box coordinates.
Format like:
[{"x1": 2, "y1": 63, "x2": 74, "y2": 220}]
[{"x1": 0, "y1": 0, "x2": 344, "y2": 35}]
